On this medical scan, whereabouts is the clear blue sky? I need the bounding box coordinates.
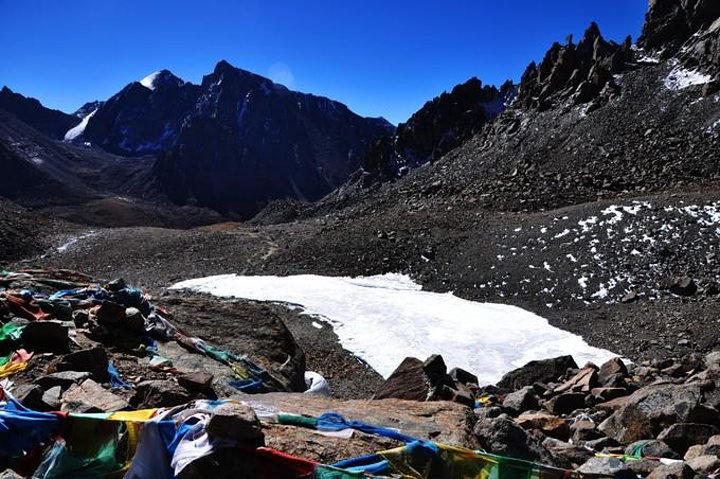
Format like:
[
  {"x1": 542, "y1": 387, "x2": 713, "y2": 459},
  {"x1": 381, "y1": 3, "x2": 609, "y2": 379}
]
[{"x1": 0, "y1": 0, "x2": 647, "y2": 125}]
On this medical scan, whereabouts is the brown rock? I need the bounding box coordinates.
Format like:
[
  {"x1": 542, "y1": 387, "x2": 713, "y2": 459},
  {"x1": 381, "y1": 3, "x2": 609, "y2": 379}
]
[
  {"x1": 590, "y1": 387, "x2": 628, "y2": 402},
  {"x1": 517, "y1": 412, "x2": 571, "y2": 440},
  {"x1": 207, "y1": 403, "x2": 264, "y2": 444},
  {"x1": 646, "y1": 462, "x2": 695, "y2": 479},
  {"x1": 686, "y1": 455, "x2": 720, "y2": 474},
  {"x1": 555, "y1": 365, "x2": 599, "y2": 393},
  {"x1": 546, "y1": 392, "x2": 586, "y2": 416},
  {"x1": 95, "y1": 301, "x2": 126, "y2": 328},
  {"x1": 56, "y1": 347, "x2": 109, "y2": 382},
  {"x1": 132, "y1": 380, "x2": 191, "y2": 409},
  {"x1": 233, "y1": 392, "x2": 477, "y2": 463},
  {"x1": 62, "y1": 379, "x2": 129, "y2": 412},
  {"x1": 178, "y1": 372, "x2": 214, "y2": 393},
  {"x1": 657, "y1": 423, "x2": 720, "y2": 455},
  {"x1": 373, "y1": 357, "x2": 429, "y2": 401},
  {"x1": 497, "y1": 355, "x2": 578, "y2": 392},
  {"x1": 598, "y1": 358, "x2": 628, "y2": 386},
  {"x1": 598, "y1": 383, "x2": 712, "y2": 443}
]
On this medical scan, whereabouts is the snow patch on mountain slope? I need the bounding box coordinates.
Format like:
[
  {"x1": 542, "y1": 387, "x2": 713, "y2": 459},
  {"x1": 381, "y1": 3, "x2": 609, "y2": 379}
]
[
  {"x1": 64, "y1": 109, "x2": 98, "y2": 141},
  {"x1": 664, "y1": 64, "x2": 712, "y2": 90},
  {"x1": 171, "y1": 273, "x2": 617, "y2": 384},
  {"x1": 140, "y1": 71, "x2": 161, "y2": 90}
]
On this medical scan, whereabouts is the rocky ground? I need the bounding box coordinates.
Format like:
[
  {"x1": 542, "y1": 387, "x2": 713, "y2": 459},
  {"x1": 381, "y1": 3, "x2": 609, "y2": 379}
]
[{"x1": 22, "y1": 185, "x2": 719, "y2": 370}]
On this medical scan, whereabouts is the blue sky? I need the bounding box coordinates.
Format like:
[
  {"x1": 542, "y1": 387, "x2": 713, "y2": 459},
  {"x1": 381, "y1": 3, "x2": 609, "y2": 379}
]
[{"x1": 0, "y1": 1, "x2": 647, "y2": 125}]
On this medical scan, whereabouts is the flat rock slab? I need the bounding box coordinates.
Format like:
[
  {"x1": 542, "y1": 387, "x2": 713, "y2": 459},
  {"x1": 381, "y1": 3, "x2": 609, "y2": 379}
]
[
  {"x1": 62, "y1": 379, "x2": 129, "y2": 412},
  {"x1": 233, "y1": 393, "x2": 478, "y2": 463}
]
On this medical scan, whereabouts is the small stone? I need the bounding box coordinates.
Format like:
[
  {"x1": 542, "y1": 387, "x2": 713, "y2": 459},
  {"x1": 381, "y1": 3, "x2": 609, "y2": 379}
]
[
  {"x1": 0, "y1": 469, "x2": 25, "y2": 479},
  {"x1": 72, "y1": 309, "x2": 90, "y2": 328},
  {"x1": 207, "y1": 403, "x2": 264, "y2": 443}
]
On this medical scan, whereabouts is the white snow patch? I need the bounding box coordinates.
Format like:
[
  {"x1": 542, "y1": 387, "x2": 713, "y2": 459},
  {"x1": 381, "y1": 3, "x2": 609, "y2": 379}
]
[
  {"x1": 140, "y1": 71, "x2": 161, "y2": 90},
  {"x1": 171, "y1": 274, "x2": 617, "y2": 384},
  {"x1": 64, "y1": 109, "x2": 98, "y2": 141},
  {"x1": 56, "y1": 231, "x2": 96, "y2": 253},
  {"x1": 664, "y1": 66, "x2": 712, "y2": 90}
]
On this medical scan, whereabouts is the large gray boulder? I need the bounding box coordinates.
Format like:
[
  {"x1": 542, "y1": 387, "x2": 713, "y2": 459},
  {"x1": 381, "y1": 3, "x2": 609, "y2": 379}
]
[
  {"x1": 496, "y1": 356, "x2": 578, "y2": 392},
  {"x1": 598, "y1": 383, "x2": 716, "y2": 443}
]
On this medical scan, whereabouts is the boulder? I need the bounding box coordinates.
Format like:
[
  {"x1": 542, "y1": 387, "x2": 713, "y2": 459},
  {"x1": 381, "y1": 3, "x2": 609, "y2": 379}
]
[
  {"x1": 497, "y1": 356, "x2": 578, "y2": 392},
  {"x1": 706, "y1": 351, "x2": 720, "y2": 370},
  {"x1": 575, "y1": 457, "x2": 631, "y2": 477},
  {"x1": 686, "y1": 455, "x2": 720, "y2": 474},
  {"x1": 598, "y1": 383, "x2": 712, "y2": 443},
  {"x1": 234, "y1": 392, "x2": 478, "y2": 463},
  {"x1": 669, "y1": 277, "x2": 697, "y2": 296},
  {"x1": 62, "y1": 379, "x2": 129, "y2": 412},
  {"x1": 590, "y1": 387, "x2": 628, "y2": 402},
  {"x1": 683, "y1": 435, "x2": 720, "y2": 460},
  {"x1": 646, "y1": 462, "x2": 695, "y2": 479},
  {"x1": 132, "y1": 380, "x2": 190, "y2": 409},
  {"x1": 625, "y1": 440, "x2": 680, "y2": 459},
  {"x1": 571, "y1": 420, "x2": 603, "y2": 443},
  {"x1": 373, "y1": 357, "x2": 430, "y2": 401},
  {"x1": 542, "y1": 437, "x2": 594, "y2": 469},
  {"x1": 178, "y1": 372, "x2": 214, "y2": 393},
  {"x1": 449, "y1": 367, "x2": 479, "y2": 387},
  {"x1": 35, "y1": 371, "x2": 91, "y2": 391},
  {"x1": 56, "y1": 347, "x2": 109, "y2": 382},
  {"x1": 656, "y1": 423, "x2": 719, "y2": 455},
  {"x1": 516, "y1": 412, "x2": 571, "y2": 440},
  {"x1": 598, "y1": 358, "x2": 629, "y2": 386},
  {"x1": 124, "y1": 307, "x2": 145, "y2": 332},
  {"x1": 502, "y1": 386, "x2": 540, "y2": 415},
  {"x1": 207, "y1": 403, "x2": 264, "y2": 445},
  {"x1": 95, "y1": 301, "x2": 126, "y2": 328},
  {"x1": 555, "y1": 365, "x2": 599, "y2": 393},
  {"x1": 374, "y1": 355, "x2": 464, "y2": 404},
  {"x1": 12, "y1": 383, "x2": 44, "y2": 410},
  {"x1": 628, "y1": 459, "x2": 663, "y2": 476},
  {"x1": 546, "y1": 392, "x2": 586, "y2": 416},
  {"x1": 474, "y1": 415, "x2": 555, "y2": 464},
  {"x1": 20, "y1": 321, "x2": 69, "y2": 352},
  {"x1": 41, "y1": 386, "x2": 62, "y2": 410}
]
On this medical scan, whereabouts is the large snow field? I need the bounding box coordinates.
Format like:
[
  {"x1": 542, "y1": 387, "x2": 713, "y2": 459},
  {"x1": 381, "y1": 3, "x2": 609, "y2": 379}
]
[{"x1": 171, "y1": 273, "x2": 617, "y2": 385}]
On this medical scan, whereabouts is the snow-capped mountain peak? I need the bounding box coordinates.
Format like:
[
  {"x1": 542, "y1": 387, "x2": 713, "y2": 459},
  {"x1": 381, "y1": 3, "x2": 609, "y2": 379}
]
[{"x1": 139, "y1": 69, "x2": 184, "y2": 91}]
